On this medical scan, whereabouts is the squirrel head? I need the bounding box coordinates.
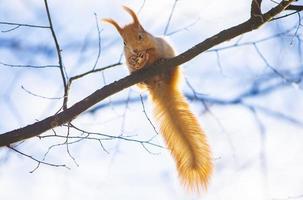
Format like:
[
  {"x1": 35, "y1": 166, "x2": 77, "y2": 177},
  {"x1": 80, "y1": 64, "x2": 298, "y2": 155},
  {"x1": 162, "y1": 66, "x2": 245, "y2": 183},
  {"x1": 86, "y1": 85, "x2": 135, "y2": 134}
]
[{"x1": 102, "y1": 6, "x2": 155, "y2": 54}]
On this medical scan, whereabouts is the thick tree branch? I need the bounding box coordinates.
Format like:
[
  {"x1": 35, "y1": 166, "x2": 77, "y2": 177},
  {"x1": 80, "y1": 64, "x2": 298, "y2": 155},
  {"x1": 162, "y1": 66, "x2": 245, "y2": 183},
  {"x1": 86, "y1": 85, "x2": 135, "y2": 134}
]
[{"x1": 0, "y1": 0, "x2": 295, "y2": 147}]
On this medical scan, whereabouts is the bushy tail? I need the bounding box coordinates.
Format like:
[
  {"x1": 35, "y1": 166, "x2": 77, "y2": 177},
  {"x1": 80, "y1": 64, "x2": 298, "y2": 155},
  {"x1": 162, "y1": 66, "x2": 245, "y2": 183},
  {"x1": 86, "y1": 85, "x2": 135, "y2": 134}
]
[{"x1": 148, "y1": 81, "x2": 213, "y2": 191}]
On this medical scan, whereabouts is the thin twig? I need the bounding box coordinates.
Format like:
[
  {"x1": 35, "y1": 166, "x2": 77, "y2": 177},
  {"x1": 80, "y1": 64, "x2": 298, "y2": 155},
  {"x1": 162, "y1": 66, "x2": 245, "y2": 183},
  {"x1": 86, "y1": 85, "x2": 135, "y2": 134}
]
[
  {"x1": 253, "y1": 43, "x2": 295, "y2": 83},
  {"x1": 140, "y1": 94, "x2": 159, "y2": 135},
  {"x1": 0, "y1": 21, "x2": 49, "y2": 29},
  {"x1": 0, "y1": 61, "x2": 59, "y2": 69},
  {"x1": 0, "y1": 0, "x2": 296, "y2": 147},
  {"x1": 92, "y1": 13, "x2": 102, "y2": 70},
  {"x1": 290, "y1": 12, "x2": 301, "y2": 45},
  {"x1": 65, "y1": 123, "x2": 79, "y2": 166},
  {"x1": 1, "y1": 25, "x2": 21, "y2": 33},
  {"x1": 40, "y1": 124, "x2": 164, "y2": 149},
  {"x1": 207, "y1": 26, "x2": 296, "y2": 52},
  {"x1": 246, "y1": 105, "x2": 268, "y2": 177},
  {"x1": 98, "y1": 140, "x2": 109, "y2": 154},
  {"x1": 21, "y1": 86, "x2": 63, "y2": 100},
  {"x1": 70, "y1": 62, "x2": 122, "y2": 82},
  {"x1": 163, "y1": 0, "x2": 179, "y2": 35},
  {"x1": 62, "y1": 62, "x2": 122, "y2": 112},
  {"x1": 137, "y1": 0, "x2": 146, "y2": 14},
  {"x1": 8, "y1": 146, "x2": 69, "y2": 173},
  {"x1": 166, "y1": 17, "x2": 200, "y2": 36},
  {"x1": 43, "y1": 0, "x2": 68, "y2": 110},
  {"x1": 271, "y1": 10, "x2": 301, "y2": 21}
]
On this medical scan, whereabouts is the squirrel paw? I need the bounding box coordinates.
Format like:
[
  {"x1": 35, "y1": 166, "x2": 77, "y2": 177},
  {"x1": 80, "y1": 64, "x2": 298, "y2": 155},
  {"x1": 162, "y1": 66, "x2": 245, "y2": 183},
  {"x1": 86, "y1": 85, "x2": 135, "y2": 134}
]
[{"x1": 128, "y1": 51, "x2": 149, "y2": 71}]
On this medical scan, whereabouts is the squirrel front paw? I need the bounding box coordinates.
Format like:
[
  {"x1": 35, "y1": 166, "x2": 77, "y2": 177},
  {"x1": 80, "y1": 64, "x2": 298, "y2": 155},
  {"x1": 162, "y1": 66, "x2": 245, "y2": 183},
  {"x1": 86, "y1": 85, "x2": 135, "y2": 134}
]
[{"x1": 128, "y1": 51, "x2": 149, "y2": 71}]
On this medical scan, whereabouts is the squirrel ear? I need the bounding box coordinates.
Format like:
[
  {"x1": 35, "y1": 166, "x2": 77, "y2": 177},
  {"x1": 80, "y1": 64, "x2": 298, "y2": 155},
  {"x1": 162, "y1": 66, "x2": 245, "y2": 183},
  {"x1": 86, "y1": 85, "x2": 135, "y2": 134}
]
[
  {"x1": 122, "y1": 6, "x2": 140, "y2": 25},
  {"x1": 102, "y1": 18, "x2": 122, "y2": 33}
]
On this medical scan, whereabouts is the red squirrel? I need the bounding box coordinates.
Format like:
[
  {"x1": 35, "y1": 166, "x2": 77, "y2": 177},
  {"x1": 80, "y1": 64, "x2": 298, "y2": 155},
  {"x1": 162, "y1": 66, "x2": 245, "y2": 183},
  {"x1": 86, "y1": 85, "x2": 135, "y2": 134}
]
[{"x1": 103, "y1": 6, "x2": 213, "y2": 191}]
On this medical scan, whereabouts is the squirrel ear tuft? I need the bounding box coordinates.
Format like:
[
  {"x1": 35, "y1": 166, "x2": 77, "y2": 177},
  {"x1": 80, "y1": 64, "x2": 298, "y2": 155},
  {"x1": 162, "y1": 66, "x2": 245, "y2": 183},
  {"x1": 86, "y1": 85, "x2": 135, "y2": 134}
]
[
  {"x1": 122, "y1": 6, "x2": 140, "y2": 25},
  {"x1": 102, "y1": 18, "x2": 122, "y2": 33}
]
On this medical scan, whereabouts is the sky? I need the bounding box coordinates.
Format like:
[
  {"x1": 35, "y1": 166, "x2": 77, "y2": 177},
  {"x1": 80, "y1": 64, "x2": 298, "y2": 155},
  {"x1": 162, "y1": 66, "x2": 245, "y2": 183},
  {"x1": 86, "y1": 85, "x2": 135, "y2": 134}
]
[{"x1": 0, "y1": 0, "x2": 303, "y2": 200}]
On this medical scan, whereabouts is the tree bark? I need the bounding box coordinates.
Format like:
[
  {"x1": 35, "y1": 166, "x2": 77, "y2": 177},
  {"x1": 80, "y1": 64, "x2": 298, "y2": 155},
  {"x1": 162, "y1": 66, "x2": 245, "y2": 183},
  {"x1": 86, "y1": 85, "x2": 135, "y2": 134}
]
[{"x1": 0, "y1": 0, "x2": 295, "y2": 147}]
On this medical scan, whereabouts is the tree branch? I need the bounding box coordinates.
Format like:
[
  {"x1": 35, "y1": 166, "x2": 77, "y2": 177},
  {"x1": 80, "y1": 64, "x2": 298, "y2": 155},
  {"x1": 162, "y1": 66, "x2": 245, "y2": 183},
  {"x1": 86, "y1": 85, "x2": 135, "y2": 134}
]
[
  {"x1": 251, "y1": 0, "x2": 263, "y2": 17},
  {"x1": 0, "y1": 0, "x2": 295, "y2": 147},
  {"x1": 8, "y1": 146, "x2": 69, "y2": 173},
  {"x1": 43, "y1": 0, "x2": 68, "y2": 110},
  {"x1": 0, "y1": 21, "x2": 49, "y2": 29},
  {"x1": 286, "y1": 4, "x2": 303, "y2": 11}
]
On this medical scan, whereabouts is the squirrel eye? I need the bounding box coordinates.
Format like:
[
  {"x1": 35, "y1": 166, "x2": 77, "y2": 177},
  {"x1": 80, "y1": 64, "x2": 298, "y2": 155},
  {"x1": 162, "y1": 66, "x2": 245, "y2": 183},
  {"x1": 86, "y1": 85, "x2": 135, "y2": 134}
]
[
  {"x1": 123, "y1": 41, "x2": 127, "y2": 46},
  {"x1": 138, "y1": 34, "x2": 143, "y2": 40}
]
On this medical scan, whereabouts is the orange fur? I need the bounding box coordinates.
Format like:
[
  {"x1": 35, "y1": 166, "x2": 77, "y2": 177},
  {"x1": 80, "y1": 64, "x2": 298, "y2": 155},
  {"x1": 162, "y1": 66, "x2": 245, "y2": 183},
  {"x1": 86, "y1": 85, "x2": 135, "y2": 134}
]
[
  {"x1": 149, "y1": 76, "x2": 212, "y2": 190},
  {"x1": 102, "y1": 18, "x2": 122, "y2": 34},
  {"x1": 102, "y1": 6, "x2": 213, "y2": 191}
]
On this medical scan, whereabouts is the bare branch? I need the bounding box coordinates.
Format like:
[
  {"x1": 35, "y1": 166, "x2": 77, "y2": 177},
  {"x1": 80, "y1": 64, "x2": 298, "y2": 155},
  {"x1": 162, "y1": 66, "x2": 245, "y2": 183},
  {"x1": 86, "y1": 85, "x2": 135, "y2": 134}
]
[
  {"x1": 87, "y1": 67, "x2": 303, "y2": 128},
  {"x1": 43, "y1": 0, "x2": 68, "y2": 110},
  {"x1": 92, "y1": 13, "x2": 102, "y2": 70},
  {"x1": 69, "y1": 62, "x2": 122, "y2": 82},
  {"x1": 0, "y1": 21, "x2": 49, "y2": 29},
  {"x1": 39, "y1": 124, "x2": 164, "y2": 149},
  {"x1": 62, "y1": 62, "x2": 122, "y2": 112},
  {"x1": 0, "y1": 0, "x2": 295, "y2": 148},
  {"x1": 166, "y1": 17, "x2": 200, "y2": 36},
  {"x1": 207, "y1": 26, "x2": 296, "y2": 52},
  {"x1": 253, "y1": 43, "x2": 292, "y2": 83},
  {"x1": 251, "y1": 104, "x2": 303, "y2": 127},
  {"x1": 21, "y1": 86, "x2": 63, "y2": 100},
  {"x1": 8, "y1": 146, "x2": 69, "y2": 173},
  {"x1": 137, "y1": 0, "x2": 146, "y2": 14},
  {"x1": 163, "y1": 0, "x2": 179, "y2": 35},
  {"x1": 0, "y1": 61, "x2": 59, "y2": 69},
  {"x1": 246, "y1": 105, "x2": 268, "y2": 176},
  {"x1": 140, "y1": 94, "x2": 159, "y2": 135},
  {"x1": 272, "y1": 10, "x2": 301, "y2": 21},
  {"x1": 286, "y1": 4, "x2": 303, "y2": 11},
  {"x1": 1, "y1": 25, "x2": 21, "y2": 33},
  {"x1": 251, "y1": 0, "x2": 263, "y2": 17}
]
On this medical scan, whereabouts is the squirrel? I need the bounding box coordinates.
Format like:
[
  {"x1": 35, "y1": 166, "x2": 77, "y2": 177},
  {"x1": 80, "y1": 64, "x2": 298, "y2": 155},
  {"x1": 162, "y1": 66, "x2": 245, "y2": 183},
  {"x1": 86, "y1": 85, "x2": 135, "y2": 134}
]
[{"x1": 103, "y1": 6, "x2": 213, "y2": 191}]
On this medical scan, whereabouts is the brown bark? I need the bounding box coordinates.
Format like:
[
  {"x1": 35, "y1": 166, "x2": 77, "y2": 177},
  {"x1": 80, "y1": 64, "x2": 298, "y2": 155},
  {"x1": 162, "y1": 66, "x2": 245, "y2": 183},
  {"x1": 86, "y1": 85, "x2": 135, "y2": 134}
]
[{"x1": 0, "y1": 0, "x2": 295, "y2": 147}]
